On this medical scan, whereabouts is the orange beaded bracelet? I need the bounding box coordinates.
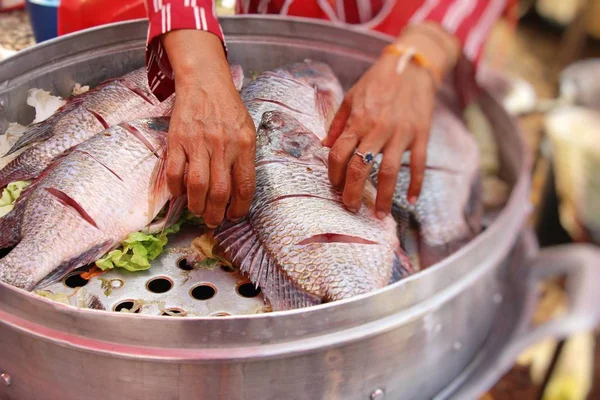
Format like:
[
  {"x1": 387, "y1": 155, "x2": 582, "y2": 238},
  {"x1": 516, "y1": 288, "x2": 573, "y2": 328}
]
[{"x1": 383, "y1": 43, "x2": 442, "y2": 88}]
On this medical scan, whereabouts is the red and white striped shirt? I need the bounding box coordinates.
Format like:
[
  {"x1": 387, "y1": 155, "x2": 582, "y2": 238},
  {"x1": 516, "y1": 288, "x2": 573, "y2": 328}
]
[{"x1": 144, "y1": 0, "x2": 514, "y2": 103}]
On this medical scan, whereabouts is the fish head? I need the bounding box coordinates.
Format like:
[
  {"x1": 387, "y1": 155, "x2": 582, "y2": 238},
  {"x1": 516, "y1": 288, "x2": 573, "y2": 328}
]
[
  {"x1": 280, "y1": 60, "x2": 344, "y2": 124},
  {"x1": 256, "y1": 110, "x2": 328, "y2": 165}
]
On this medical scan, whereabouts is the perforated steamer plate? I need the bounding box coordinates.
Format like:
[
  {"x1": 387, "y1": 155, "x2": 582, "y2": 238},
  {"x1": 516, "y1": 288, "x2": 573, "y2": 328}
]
[{"x1": 39, "y1": 225, "x2": 271, "y2": 317}]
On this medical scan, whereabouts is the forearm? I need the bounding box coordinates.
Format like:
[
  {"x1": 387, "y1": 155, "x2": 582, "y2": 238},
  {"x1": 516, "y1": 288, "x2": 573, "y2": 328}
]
[{"x1": 143, "y1": 0, "x2": 226, "y2": 100}]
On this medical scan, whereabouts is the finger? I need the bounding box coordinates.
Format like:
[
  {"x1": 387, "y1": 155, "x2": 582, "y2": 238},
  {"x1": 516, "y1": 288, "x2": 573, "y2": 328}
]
[
  {"x1": 186, "y1": 148, "x2": 210, "y2": 216},
  {"x1": 203, "y1": 151, "x2": 232, "y2": 228},
  {"x1": 323, "y1": 98, "x2": 351, "y2": 147},
  {"x1": 227, "y1": 143, "x2": 256, "y2": 222},
  {"x1": 328, "y1": 121, "x2": 360, "y2": 189},
  {"x1": 341, "y1": 131, "x2": 389, "y2": 213},
  {"x1": 165, "y1": 140, "x2": 187, "y2": 197},
  {"x1": 407, "y1": 135, "x2": 428, "y2": 205},
  {"x1": 374, "y1": 133, "x2": 411, "y2": 218}
]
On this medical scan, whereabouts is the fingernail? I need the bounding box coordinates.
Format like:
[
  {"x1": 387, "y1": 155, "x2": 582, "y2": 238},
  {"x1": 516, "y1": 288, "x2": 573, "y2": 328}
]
[
  {"x1": 347, "y1": 207, "x2": 358, "y2": 213},
  {"x1": 205, "y1": 222, "x2": 218, "y2": 229},
  {"x1": 229, "y1": 216, "x2": 242, "y2": 223},
  {"x1": 376, "y1": 211, "x2": 387, "y2": 220},
  {"x1": 408, "y1": 195, "x2": 417, "y2": 205}
]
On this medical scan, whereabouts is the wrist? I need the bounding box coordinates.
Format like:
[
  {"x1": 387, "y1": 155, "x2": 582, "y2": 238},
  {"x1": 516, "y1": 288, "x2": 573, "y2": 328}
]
[
  {"x1": 162, "y1": 29, "x2": 229, "y2": 87},
  {"x1": 396, "y1": 23, "x2": 461, "y2": 77}
]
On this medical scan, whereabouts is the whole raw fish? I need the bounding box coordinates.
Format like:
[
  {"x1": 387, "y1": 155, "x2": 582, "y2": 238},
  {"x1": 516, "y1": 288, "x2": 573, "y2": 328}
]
[
  {"x1": 215, "y1": 61, "x2": 414, "y2": 311},
  {"x1": 371, "y1": 103, "x2": 483, "y2": 269},
  {"x1": 0, "y1": 118, "x2": 177, "y2": 291},
  {"x1": 0, "y1": 65, "x2": 244, "y2": 188}
]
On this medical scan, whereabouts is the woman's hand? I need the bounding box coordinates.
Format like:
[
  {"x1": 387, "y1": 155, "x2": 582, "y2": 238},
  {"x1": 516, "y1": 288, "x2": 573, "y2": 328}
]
[
  {"x1": 323, "y1": 22, "x2": 460, "y2": 218},
  {"x1": 162, "y1": 30, "x2": 257, "y2": 228}
]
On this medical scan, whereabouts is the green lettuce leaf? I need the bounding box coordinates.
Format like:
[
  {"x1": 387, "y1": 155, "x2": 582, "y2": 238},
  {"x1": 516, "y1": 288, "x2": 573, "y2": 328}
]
[
  {"x1": 95, "y1": 210, "x2": 203, "y2": 272},
  {"x1": 0, "y1": 181, "x2": 31, "y2": 217}
]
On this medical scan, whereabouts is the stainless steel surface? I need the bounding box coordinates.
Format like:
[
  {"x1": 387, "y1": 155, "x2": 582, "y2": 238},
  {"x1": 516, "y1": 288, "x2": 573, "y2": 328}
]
[
  {"x1": 370, "y1": 388, "x2": 386, "y2": 400},
  {"x1": 40, "y1": 226, "x2": 269, "y2": 316},
  {"x1": 0, "y1": 16, "x2": 599, "y2": 400},
  {"x1": 0, "y1": 373, "x2": 10, "y2": 387}
]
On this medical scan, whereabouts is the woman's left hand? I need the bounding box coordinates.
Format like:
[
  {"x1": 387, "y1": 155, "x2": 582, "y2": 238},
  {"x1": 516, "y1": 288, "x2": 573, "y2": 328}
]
[{"x1": 323, "y1": 22, "x2": 460, "y2": 219}]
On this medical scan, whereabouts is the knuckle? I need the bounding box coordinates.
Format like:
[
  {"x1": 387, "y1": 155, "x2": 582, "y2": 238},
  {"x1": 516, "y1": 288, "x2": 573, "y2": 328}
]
[
  {"x1": 236, "y1": 179, "x2": 256, "y2": 201},
  {"x1": 166, "y1": 169, "x2": 182, "y2": 182},
  {"x1": 189, "y1": 177, "x2": 208, "y2": 193},
  {"x1": 209, "y1": 183, "x2": 230, "y2": 203},
  {"x1": 238, "y1": 134, "x2": 255, "y2": 150}
]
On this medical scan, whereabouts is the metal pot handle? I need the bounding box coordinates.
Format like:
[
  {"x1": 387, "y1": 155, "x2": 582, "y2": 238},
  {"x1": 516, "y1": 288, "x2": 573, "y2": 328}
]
[{"x1": 438, "y1": 231, "x2": 600, "y2": 400}]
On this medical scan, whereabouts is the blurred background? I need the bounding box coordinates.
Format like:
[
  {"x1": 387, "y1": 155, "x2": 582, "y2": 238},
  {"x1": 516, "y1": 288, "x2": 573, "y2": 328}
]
[{"x1": 1, "y1": 0, "x2": 600, "y2": 399}]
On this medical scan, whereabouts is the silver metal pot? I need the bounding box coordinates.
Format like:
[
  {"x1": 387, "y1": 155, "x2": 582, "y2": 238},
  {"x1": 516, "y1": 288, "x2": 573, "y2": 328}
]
[{"x1": 0, "y1": 16, "x2": 599, "y2": 400}]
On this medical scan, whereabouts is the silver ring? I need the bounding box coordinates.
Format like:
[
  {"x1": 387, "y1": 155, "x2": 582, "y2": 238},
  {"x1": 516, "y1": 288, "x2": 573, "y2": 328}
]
[{"x1": 354, "y1": 149, "x2": 375, "y2": 164}]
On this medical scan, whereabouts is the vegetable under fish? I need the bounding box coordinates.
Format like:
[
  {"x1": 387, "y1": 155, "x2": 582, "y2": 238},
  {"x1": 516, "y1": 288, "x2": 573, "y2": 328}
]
[{"x1": 0, "y1": 118, "x2": 180, "y2": 291}]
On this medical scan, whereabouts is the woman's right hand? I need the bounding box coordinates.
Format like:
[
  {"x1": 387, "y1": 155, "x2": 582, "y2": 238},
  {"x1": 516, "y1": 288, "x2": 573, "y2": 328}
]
[{"x1": 162, "y1": 30, "x2": 257, "y2": 228}]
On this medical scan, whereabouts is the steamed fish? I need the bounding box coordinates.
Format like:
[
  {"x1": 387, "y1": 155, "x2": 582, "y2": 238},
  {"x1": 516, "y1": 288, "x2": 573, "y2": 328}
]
[
  {"x1": 0, "y1": 65, "x2": 244, "y2": 188},
  {"x1": 214, "y1": 61, "x2": 414, "y2": 310},
  {"x1": 0, "y1": 118, "x2": 176, "y2": 291}
]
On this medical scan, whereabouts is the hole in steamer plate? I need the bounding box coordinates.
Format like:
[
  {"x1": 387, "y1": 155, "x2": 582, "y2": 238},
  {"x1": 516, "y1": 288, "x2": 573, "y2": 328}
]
[
  {"x1": 177, "y1": 257, "x2": 194, "y2": 271},
  {"x1": 237, "y1": 282, "x2": 261, "y2": 298},
  {"x1": 146, "y1": 276, "x2": 173, "y2": 293},
  {"x1": 190, "y1": 284, "x2": 217, "y2": 300},
  {"x1": 63, "y1": 273, "x2": 89, "y2": 288},
  {"x1": 161, "y1": 308, "x2": 185, "y2": 316},
  {"x1": 113, "y1": 300, "x2": 141, "y2": 313}
]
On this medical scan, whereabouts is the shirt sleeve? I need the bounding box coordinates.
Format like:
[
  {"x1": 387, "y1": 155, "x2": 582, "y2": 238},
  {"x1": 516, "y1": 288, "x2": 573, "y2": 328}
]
[
  {"x1": 414, "y1": 0, "x2": 516, "y2": 106},
  {"x1": 144, "y1": 0, "x2": 226, "y2": 101}
]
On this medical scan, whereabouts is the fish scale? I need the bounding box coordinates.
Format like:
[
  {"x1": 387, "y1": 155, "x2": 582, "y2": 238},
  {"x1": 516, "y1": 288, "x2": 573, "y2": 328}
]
[{"x1": 0, "y1": 119, "x2": 172, "y2": 291}]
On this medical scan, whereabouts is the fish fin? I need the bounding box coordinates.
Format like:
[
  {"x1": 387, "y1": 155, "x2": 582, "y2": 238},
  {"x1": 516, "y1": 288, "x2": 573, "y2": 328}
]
[
  {"x1": 148, "y1": 142, "x2": 169, "y2": 223},
  {"x1": 391, "y1": 204, "x2": 410, "y2": 250},
  {"x1": 0, "y1": 208, "x2": 22, "y2": 249},
  {"x1": 389, "y1": 247, "x2": 416, "y2": 284},
  {"x1": 3, "y1": 98, "x2": 85, "y2": 157},
  {"x1": 33, "y1": 240, "x2": 116, "y2": 290},
  {"x1": 214, "y1": 220, "x2": 322, "y2": 311},
  {"x1": 315, "y1": 86, "x2": 338, "y2": 132},
  {"x1": 79, "y1": 291, "x2": 106, "y2": 310},
  {"x1": 0, "y1": 140, "x2": 75, "y2": 189},
  {"x1": 147, "y1": 196, "x2": 187, "y2": 235},
  {"x1": 4, "y1": 123, "x2": 53, "y2": 156},
  {"x1": 464, "y1": 172, "x2": 484, "y2": 236},
  {"x1": 230, "y1": 64, "x2": 245, "y2": 92}
]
